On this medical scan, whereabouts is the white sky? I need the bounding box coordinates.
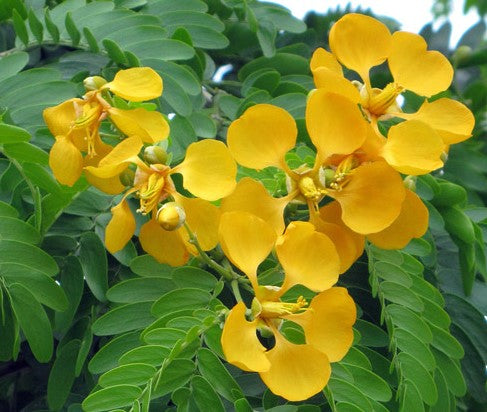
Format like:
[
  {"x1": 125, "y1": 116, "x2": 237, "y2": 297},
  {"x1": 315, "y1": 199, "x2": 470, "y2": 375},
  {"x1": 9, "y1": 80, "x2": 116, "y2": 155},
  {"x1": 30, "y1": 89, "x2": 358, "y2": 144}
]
[{"x1": 274, "y1": 0, "x2": 482, "y2": 47}]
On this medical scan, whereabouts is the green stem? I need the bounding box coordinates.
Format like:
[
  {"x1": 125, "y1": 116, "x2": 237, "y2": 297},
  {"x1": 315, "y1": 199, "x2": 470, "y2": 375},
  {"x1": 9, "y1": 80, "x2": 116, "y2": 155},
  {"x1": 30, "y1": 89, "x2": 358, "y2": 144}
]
[
  {"x1": 10, "y1": 158, "x2": 42, "y2": 233},
  {"x1": 230, "y1": 279, "x2": 243, "y2": 302}
]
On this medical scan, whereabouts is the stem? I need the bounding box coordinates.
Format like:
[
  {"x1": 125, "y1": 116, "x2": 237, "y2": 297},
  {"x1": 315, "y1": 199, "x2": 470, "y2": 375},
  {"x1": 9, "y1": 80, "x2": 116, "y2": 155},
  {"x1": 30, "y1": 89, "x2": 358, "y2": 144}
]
[
  {"x1": 183, "y1": 223, "x2": 234, "y2": 281},
  {"x1": 10, "y1": 158, "x2": 42, "y2": 233},
  {"x1": 230, "y1": 279, "x2": 243, "y2": 302}
]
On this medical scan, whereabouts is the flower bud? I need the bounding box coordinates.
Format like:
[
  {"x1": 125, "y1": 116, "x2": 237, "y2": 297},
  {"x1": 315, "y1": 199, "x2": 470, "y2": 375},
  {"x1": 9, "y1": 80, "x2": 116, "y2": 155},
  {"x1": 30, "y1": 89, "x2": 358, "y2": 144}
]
[
  {"x1": 119, "y1": 168, "x2": 135, "y2": 187},
  {"x1": 319, "y1": 167, "x2": 336, "y2": 187},
  {"x1": 452, "y1": 45, "x2": 472, "y2": 65},
  {"x1": 144, "y1": 146, "x2": 168, "y2": 165},
  {"x1": 156, "y1": 202, "x2": 185, "y2": 231},
  {"x1": 403, "y1": 175, "x2": 417, "y2": 191},
  {"x1": 83, "y1": 76, "x2": 107, "y2": 91}
]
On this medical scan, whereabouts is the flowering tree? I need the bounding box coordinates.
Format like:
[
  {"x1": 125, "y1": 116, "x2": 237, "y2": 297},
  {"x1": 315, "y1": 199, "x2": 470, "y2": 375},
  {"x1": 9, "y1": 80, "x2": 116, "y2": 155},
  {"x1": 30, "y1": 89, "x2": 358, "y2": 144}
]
[{"x1": 0, "y1": 0, "x2": 486, "y2": 411}]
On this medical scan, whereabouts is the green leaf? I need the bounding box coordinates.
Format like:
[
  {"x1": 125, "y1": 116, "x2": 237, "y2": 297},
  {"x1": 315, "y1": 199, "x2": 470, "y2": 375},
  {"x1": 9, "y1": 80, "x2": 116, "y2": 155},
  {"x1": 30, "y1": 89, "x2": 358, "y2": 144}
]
[
  {"x1": 172, "y1": 267, "x2": 217, "y2": 291},
  {"x1": 12, "y1": 9, "x2": 29, "y2": 46},
  {"x1": 238, "y1": 53, "x2": 310, "y2": 80},
  {"x1": 191, "y1": 375, "x2": 225, "y2": 412},
  {"x1": 106, "y1": 277, "x2": 175, "y2": 303},
  {"x1": 0, "y1": 201, "x2": 18, "y2": 218},
  {"x1": 48, "y1": 339, "x2": 81, "y2": 411},
  {"x1": 373, "y1": 262, "x2": 412, "y2": 287},
  {"x1": 432, "y1": 348, "x2": 467, "y2": 397},
  {"x1": 119, "y1": 345, "x2": 170, "y2": 366},
  {"x1": 3, "y1": 142, "x2": 49, "y2": 165},
  {"x1": 92, "y1": 301, "x2": 155, "y2": 336},
  {"x1": 153, "y1": 359, "x2": 195, "y2": 396},
  {"x1": 0, "y1": 217, "x2": 40, "y2": 244},
  {"x1": 8, "y1": 283, "x2": 53, "y2": 362},
  {"x1": 394, "y1": 328, "x2": 436, "y2": 370},
  {"x1": 234, "y1": 398, "x2": 253, "y2": 412},
  {"x1": 442, "y1": 206, "x2": 475, "y2": 243},
  {"x1": 88, "y1": 331, "x2": 141, "y2": 374},
  {"x1": 420, "y1": 297, "x2": 450, "y2": 329},
  {"x1": 428, "y1": 322, "x2": 464, "y2": 359},
  {"x1": 28, "y1": 9, "x2": 44, "y2": 43},
  {"x1": 65, "y1": 11, "x2": 81, "y2": 45},
  {"x1": 432, "y1": 182, "x2": 467, "y2": 207},
  {"x1": 0, "y1": 52, "x2": 29, "y2": 82},
  {"x1": 0, "y1": 123, "x2": 31, "y2": 143},
  {"x1": 0, "y1": 298, "x2": 17, "y2": 361},
  {"x1": 78, "y1": 232, "x2": 108, "y2": 302},
  {"x1": 99, "y1": 363, "x2": 156, "y2": 388},
  {"x1": 397, "y1": 352, "x2": 437, "y2": 405},
  {"x1": 386, "y1": 304, "x2": 433, "y2": 344},
  {"x1": 353, "y1": 320, "x2": 389, "y2": 347},
  {"x1": 82, "y1": 385, "x2": 142, "y2": 412},
  {"x1": 130, "y1": 254, "x2": 173, "y2": 278},
  {"x1": 0, "y1": 239, "x2": 58, "y2": 277},
  {"x1": 143, "y1": 327, "x2": 185, "y2": 347},
  {"x1": 44, "y1": 9, "x2": 60, "y2": 43},
  {"x1": 257, "y1": 21, "x2": 277, "y2": 57},
  {"x1": 151, "y1": 288, "x2": 211, "y2": 317},
  {"x1": 103, "y1": 39, "x2": 128, "y2": 65},
  {"x1": 188, "y1": 111, "x2": 217, "y2": 138},
  {"x1": 197, "y1": 348, "x2": 243, "y2": 401},
  {"x1": 380, "y1": 281, "x2": 424, "y2": 312},
  {"x1": 83, "y1": 27, "x2": 99, "y2": 52},
  {"x1": 342, "y1": 363, "x2": 392, "y2": 402},
  {"x1": 328, "y1": 378, "x2": 372, "y2": 410},
  {"x1": 399, "y1": 380, "x2": 424, "y2": 412}
]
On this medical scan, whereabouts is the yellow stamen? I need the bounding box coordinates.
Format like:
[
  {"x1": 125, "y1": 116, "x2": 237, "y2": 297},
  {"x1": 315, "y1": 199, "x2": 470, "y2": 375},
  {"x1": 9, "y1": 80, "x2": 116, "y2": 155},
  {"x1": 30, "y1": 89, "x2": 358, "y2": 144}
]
[
  {"x1": 259, "y1": 296, "x2": 309, "y2": 318},
  {"x1": 328, "y1": 155, "x2": 356, "y2": 191},
  {"x1": 298, "y1": 176, "x2": 327, "y2": 202},
  {"x1": 367, "y1": 83, "x2": 404, "y2": 116},
  {"x1": 137, "y1": 173, "x2": 166, "y2": 215}
]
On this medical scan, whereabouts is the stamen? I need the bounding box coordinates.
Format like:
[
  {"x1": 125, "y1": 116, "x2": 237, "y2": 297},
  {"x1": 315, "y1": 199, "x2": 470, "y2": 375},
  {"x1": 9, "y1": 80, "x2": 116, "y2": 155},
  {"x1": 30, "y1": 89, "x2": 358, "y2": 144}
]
[
  {"x1": 260, "y1": 295, "x2": 310, "y2": 318},
  {"x1": 137, "y1": 173, "x2": 166, "y2": 214},
  {"x1": 367, "y1": 83, "x2": 404, "y2": 116}
]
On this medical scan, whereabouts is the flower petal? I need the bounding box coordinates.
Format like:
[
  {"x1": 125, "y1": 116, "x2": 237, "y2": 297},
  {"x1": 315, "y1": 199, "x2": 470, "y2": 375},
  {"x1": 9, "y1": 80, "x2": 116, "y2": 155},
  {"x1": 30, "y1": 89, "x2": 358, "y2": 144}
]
[
  {"x1": 289, "y1": 287, "x2": 356, "y2": 362},
  {"x1": 43, "y1": 98, "x2": 84, "y2": 139},
  {"x1": 260, "y1": 331, "x2": 331, "y2": 401},
  {"x1": 310, "y1": 47, "x2": 343, "y2": 74},
  {"x1": 389, "y1": 31, "x2": 453, "y2": 97},
  {"x1": 332, "y1": 161, "x2": 406, "y2": 234},
  {"x1": 329, "y1": 13, "x2": 391, "y2": 81},
  {"x1": 174, "y1": 140, "x2": 237, "y2": 201},
  {"x1": 49, "y1": 136, "x2": 83, "y2": 186},
  {"x1": 105, "y1": 199, "x2": 136, "y2": 253},
  {"x1": 382, "y1": 120, "x2": 444, "y2": 175},
  {"x1": 368, "y1": 189, "x2": 428, "y2": 249},
  {"x1": 139, "y1": 219, "x2": 189, "y2": 266},
  {"x1": 221, "y1": 302, "x2": 270, "y2": 373},
  {"x1": 221, "y1": 177, "x2": 288, "y2": 235},
  {"x1": 108, "y1": 108, "x2": 169, "y2": 143},
  {"x1": 104, "y1": 67, "x2": 163, "y2": 101},
  {"x1": 306, "y1": 90, "x2": 366, "y2": 158},
  {"x1": 315, "y1": 203, "x2": 365, "y2": 273},
  {"x1": 227, "y1": 104, "x2": 297, "y2": 169},
  {"x1": 312, "y1": 68, "x2": 361, "y2": 103},
  {"x1": 276, "y1": 221, "x2": 340, "y2": 292},
  {"x1": 219, "y1": 211, "x2": 276, "y2": 287},
  {"x1": 175, "y1": 194, "x2": 221, "y2": 252},
  {"x1": 400, "y1": 98, "x2": 474, "y2": 145},
  {"x1": 85, "y1": 136, "x2": 143, "y2": 179}
]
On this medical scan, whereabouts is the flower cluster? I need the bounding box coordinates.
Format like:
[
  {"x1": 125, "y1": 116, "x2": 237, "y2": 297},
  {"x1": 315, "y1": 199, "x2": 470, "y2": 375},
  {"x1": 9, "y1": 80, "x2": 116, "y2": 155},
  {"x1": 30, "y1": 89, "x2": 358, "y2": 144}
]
[{"x1": 43, "y1": 13, "x2": 474, "y2": 403}]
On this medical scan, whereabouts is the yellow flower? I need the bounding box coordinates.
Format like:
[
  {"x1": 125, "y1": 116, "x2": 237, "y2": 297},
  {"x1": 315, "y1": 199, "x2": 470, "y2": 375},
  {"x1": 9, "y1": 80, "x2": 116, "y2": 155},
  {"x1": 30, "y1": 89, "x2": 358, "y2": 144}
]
[
  {"x1": 43, "y1": 67, "x2": 169, "y2": 186},
  {"x1": 219, "y1": 211, "x2": 356, "y2": 401},
  {"x1": 85, "y1": 137, "x2": 237, "y2": 266},
  {"x1": 311, "y1": 13, "x2": 474, "y2": 175},
  {"x1": 226, "y1": 99, "x2": 407, "y2": 270}
]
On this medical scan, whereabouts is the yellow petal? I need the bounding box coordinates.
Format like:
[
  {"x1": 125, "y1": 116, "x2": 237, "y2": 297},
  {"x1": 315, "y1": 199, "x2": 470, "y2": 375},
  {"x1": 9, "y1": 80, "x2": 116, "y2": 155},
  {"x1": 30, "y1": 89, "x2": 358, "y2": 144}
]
[
  {"x1": 306, "y1": 90, "x2": 366, "y2": 158},
  {"x1": 221, "y1": 302, "x2": 270, "y2": 372},
  {"x1": 368, "y1": 189, "x2": 429, "y2": 249},
  {"x1": 219, "y1": 211, "x2": 276, "y2": 287},
  {"x1": 49, "y1": 136, "x2": 83, "y2": 186},
  {"x1": 288, "y1": 287, "x2": 356, "y2": 362},
  {"x1": 85, "y1": 136, "x2": 143, "y2": 179},
  {"x1": 276, "y1": 221, "x2": 340, "y2": 292},
  {"x1": 311, "y1": 68, "x2": 361, "y2": 103},
  {"x1": 103, "y1": 67, "x2": 163, "y2": 101},
  {"x1": 332, "y1": 161, "x2": 405, "y2": 234},
  {"x1": 310, "y1": 47, "x2": 343, "y2": 75},
  {"x1": 382, "y1": 120, "x2": 444, "y2": 175},
  {"x1": 227, "y1": 104, "x2": 297, "y2": 169},
  {"x1": 314, "y1": 204, "x2": 365, "y2": 273},
  {"x1": 389, "y1": 31, "x2": 453, "y2": 97},
  {"x1": 175, "y1": 194, "x2": 221, "y2": 252},
  {"x1": 105, "y1": 199, "x2": 136, "y2": 253},
  {"x1": 43, "y1": 98, "x2": 83, "y2": 137},
  {"x1": 139, "y1": 219, "x2": 189, "y2": 266},
  {"x1": 359, "y1": 124, "x2": 386, "y2": 161},
  {"x1": 260, "y1": 331, "x2": 331, "y2": 401},
  {"x1": 108, "y1": 108, "x2": 169, "y2": 143},
  {"x1": 221, "y1": 177, "x2": 288, "y2": 235},
  {"x1": 400, "y1": 98, "x2": 474, "y2": 145},
  {"x1": 174, "y1": 140, "x2": 237, "y2": 201},
  {"x1": 329, "y1": 13, "x2": 391, "y2": 82}
]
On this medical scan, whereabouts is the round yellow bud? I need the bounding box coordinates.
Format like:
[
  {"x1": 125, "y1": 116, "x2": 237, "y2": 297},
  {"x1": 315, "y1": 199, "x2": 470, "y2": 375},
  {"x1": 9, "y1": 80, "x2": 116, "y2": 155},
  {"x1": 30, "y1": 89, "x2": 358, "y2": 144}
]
[
  {"x1": 144, "y1": 146, "x2": 168, "y2": 165},
  {"x1": 83, "y1": 76, "x2": 108, "y2": 91},
  {"x1": 156, "y1": 202, "x2": 185, "y2": 231}
]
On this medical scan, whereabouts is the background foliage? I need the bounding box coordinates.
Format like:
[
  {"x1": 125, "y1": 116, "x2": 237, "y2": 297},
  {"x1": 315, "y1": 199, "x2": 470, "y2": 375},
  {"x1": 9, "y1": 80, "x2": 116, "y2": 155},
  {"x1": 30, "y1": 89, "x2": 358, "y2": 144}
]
[{"x1": 0, "y1": 0, "x2": 486, "y2": 411}]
